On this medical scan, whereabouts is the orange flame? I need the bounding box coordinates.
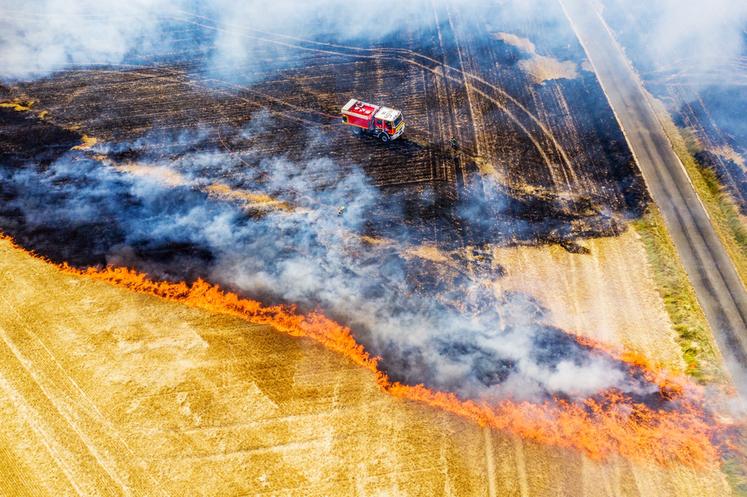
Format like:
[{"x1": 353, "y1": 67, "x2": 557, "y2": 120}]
[{"x1": 1, "y1": 233, "x2": 731, "y2": 467}]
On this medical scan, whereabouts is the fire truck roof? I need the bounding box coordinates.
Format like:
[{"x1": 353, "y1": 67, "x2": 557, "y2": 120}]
[
  {"x1": 341, "y1": 99, "x2": 379, "y2": 119},
  {"x1": 374, "y1": 107, "x2": 400, "y2": 121}
]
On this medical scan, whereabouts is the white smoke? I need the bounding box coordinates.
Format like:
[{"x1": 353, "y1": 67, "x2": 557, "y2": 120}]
[
  {"x1": 0, "y1": 126, "x2": 658, "y2": 402},
  {"x1": 2, "y1": 0, "x2": 745, "y2": 83},
  {"x1": 0, "y1": 0, "x2": 469, "y2": 80},
  {"x1": 600, "y1": 0, "x2": 747, "y2": 83},
  {"x1": 4, "y1": 0, "x2": 722, "y2": 403},
  {"x1": 0, "y1": 0, "x2": 184, "y2": 79},
  {"x1": 647, "y1": 0, "x2": 746, "y2": 69}
]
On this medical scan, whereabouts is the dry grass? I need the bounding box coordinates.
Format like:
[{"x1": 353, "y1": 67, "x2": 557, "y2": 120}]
[
  {"x1": 492, "y1": 31, "x2": 579, "y2": 84},
  {"x1": 631, "y1": 209, "x2": 722, "y2": 382},
  {"x1": 518, "y1": 57, "x2": 579, "y2": 85},
  {"x1": 0, "y1": 98, "x2": 35, "y2": 112},
  {"x1": 631, "y1": 199, "x2": 744, "y2": 496},
  {"x1": 71, "y1": 134, "x2": 98, "y2": 150},
  {"x1": 0, "y1": 236, "x2": 734, "y2": 496},
  {"x1": 488, "y1": 229, "x2": 685, "y2": 369}
]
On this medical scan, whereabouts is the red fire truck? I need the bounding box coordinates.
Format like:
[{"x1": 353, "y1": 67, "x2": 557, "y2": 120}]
[{"x1": 341, "y1": 98, "x2": 405, "y2": 142}]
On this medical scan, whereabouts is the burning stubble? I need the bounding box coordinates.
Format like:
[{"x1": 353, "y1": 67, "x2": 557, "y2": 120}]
[
  {"x1": 0, "y1": 0, "x2": 744, "y2": 482},
  {"x1": 0, "y1": 131, "x2": 639, "y2": 400},
  {"x1": 0, "y1": 128, "x2": 740, "y2": 465},
  {"x1": 0, "y1": 235, "x2": 732, "y2": 467}
]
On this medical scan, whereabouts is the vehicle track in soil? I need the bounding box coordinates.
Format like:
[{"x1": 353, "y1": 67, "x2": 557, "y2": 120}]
[
  {"x1": 0, "y1": 237, "x2": 732, "y2": 497},
  {"x1": 172, "y1": 6, "x2": 640, "y2": 211},
  {"x1": 166, "y1": 10, "x2": 578, "y2": 189},
  {"x1": 2, "y1": 0, "x2": 642, "y2": 256},
  {"x1": 0, "y1": 6, "x2": 734, "y2": 496}
]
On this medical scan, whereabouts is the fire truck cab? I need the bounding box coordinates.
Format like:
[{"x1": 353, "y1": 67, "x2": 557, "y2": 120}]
[{"x1": 341, "y1": 98, "x2": 405, "y2": 142}]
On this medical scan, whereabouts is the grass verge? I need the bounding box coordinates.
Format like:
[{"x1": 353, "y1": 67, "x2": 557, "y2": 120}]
[
  {"x1": 634, "y1": 209, "x2": 747, "y2": 495},
  {"x1": 634, "y1": 202, "x2": 747, "y2": 495},
  {"x1": 644, "y1": 97, "x2": 747, "y2": 495},
  {"x1": 649, "y1": 99, "x2": 747, "y2": 286},
  {"x1": 632, "y1": 209, "x2": 721, "y2": 382}
]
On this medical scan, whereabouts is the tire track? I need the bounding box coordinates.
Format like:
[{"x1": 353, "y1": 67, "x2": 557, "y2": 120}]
[
  {"x1": 0, "y1": 322, "x2": 167, "y2": 496},
  {"x1": 164, "y1": 11, "x2": 575, "y2": 187},
  {"x1": 173, "y1": 8, "x2": 575, "y2": 171},
  {"x1": 6, "y1": 5, "x2": 579, "y2": 190}
]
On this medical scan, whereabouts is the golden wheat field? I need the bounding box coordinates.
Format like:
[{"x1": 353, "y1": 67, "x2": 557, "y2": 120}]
[
  {"x1": 2, "y1": 0, "x2": 746, "y2": 494},
  {"x1": 0, "y1": 237, "x2": 733, "y2": 497}
]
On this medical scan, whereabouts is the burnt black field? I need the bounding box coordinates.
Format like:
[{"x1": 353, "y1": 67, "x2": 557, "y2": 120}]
[
  {"x1": 0, "y1": 0, "x2": 645, "y2": 252},
  {"x1": 0, "y1": 0, "x2": 658, "y2": 402},
  {"x1": 601, "y1": 0, "x2": 747, "y2": 212}
]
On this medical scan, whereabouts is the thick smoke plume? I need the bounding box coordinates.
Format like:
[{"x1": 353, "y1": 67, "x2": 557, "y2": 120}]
[
  {"x1": 0, "y1": 126, "x2": 659, "y2": 403},
  {"x1": 601, "y1": 0, "x2": 747, "y2": 81},
  {"x1": 0, "y1": 0, "x2": 179, "y2": 80},
  {"x1": 0, "y1": 0, "x2": 456, "y2": 80},
  {"x1": 1, "y1": 0, "x2": 740, "y2": 407},
  {"x1": 2, "y1": 0, "x2": 745, "y2": 83}
]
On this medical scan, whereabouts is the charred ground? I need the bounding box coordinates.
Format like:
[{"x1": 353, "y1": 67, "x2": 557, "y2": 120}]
[
  {"x1": 601, "y1": 0, "x2": 747, "y2": 213},
  {"x1": 1, "y1": 1, "x2": 645, "y2": 255},
  {"x1": 0, "y1": 2, "x2": 663, "y2": 405}
]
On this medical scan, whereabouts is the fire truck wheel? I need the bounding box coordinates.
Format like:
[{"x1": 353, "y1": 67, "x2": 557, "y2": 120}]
[
  {"x1": 352, "y1": 127, "x2": 362, "y2": 136},
  {"x1": 380, "y1": 133, "x2": 390, "y2": 142}
]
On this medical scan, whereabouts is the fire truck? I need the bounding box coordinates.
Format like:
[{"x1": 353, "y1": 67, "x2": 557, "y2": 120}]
[{"x1": 341, "y1": 98, "x2": 405, "y2": 142}]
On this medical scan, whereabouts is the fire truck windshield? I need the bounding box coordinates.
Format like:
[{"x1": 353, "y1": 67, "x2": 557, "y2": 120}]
[{"x1": 393, "y1": 115, "x2": 403, "y2": 127}]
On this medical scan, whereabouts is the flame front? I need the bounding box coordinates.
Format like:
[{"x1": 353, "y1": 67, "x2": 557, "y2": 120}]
[{"x1": 2, "y1": 234, "x2": 729, "y2": 468}]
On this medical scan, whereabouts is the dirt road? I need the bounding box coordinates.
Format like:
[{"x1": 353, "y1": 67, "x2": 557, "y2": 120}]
[{"x1": 560, "y1": 0, "x2": 747, "y2": 391}]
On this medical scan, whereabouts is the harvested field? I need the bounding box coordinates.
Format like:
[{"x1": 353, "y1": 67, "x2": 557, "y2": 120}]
[
  {"x1": 0, "y1": 237, "x2": 734, "y2": 497},
  {"x1": 0, "y1": 0, "x2": 744, "y2": 495},
  {"x1": 488, "y1": 229, "x2": 683, "y2": 368},
  {"x1": 1, "y1": 0, "x2": 645, "y2": 251}
]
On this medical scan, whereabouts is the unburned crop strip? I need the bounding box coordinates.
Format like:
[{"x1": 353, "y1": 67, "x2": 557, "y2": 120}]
[{"x1": 0, "y1": 233, "x2": 731, "y2": 469}]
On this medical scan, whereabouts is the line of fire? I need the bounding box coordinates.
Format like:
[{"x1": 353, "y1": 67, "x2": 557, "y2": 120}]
[{"x1": 0, "y1": 1, "x2": 745, "y2": 495}]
